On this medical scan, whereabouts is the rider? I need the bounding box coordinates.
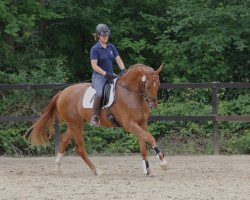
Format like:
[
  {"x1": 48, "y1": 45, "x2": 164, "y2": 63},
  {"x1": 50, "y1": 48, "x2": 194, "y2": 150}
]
[{"x1": 90, "y1": 23, "x2": 126, "y2": 126}]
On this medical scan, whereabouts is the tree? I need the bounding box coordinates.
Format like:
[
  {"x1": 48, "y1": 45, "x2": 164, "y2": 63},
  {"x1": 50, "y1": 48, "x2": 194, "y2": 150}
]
[{"x1": 0, "y1": 0, "x2": 67, "y2": 83}]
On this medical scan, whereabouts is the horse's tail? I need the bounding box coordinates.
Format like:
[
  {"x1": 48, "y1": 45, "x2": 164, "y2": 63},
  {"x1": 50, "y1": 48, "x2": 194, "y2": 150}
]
[{"x1": 25, "y1": 91, "x2": 62, "y2": 145}]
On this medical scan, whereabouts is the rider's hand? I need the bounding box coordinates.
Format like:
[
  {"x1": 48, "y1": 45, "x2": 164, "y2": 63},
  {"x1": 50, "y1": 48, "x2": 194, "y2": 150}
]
[
  {"x1": 105, "y1": 72, "x2": 118, "y2": 80},
  {"x1": 119, "y1": 69, "x2": 126, "y2": 76}
]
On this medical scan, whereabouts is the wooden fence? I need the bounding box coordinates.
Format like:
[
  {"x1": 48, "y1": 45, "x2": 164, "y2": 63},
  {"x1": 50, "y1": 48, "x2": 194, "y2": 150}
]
[{"x1": 1, "y1": 82, "x2": 250, "y2": 155}]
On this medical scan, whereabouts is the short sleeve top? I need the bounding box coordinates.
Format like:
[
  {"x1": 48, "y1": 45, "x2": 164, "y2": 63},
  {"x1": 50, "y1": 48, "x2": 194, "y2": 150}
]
[{"x1": 90, "y1": 42, "x2": 119, "y2": 75}]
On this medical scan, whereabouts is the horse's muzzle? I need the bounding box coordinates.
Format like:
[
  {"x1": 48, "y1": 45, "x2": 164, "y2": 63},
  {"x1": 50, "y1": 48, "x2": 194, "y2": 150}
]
[{"x1": 148, "y1": 101, "x2": 157, "y2": 109}]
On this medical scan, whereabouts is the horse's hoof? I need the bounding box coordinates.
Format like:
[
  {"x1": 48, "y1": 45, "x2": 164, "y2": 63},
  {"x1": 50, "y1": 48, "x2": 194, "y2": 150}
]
[
  {"x1": 148, "y1": 170, "x2": 157, "y2": 177},
  {"x1": 144, "y1": 168, "x2": 156, "y2": 176},
  {"x1": 160, "y1": 160, "x2": 169, "y2": 171},
  {"x1": 94, "y1": 169, "x2": 102, "y2": 176}
]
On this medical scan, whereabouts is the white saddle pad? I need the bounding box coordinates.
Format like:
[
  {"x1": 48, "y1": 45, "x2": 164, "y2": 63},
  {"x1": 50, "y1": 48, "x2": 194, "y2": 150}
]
[{"x1": 82, "y1": 78, "x2": 118, "y2": 109}]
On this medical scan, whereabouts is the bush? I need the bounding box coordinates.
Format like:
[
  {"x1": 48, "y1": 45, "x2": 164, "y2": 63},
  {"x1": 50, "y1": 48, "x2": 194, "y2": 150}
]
[
  {"x1": 227, "y1": 130, "x2": 250, "y2": 154},
  {"x1": 0, "y1": 123, "x2": 55, "y2": 156},
  {"x1": 84, "y1": 125, "x2": 139, "y2": 154},
  {"x1": 0, "y1": 93, "x2": 249, "y2": 156}
]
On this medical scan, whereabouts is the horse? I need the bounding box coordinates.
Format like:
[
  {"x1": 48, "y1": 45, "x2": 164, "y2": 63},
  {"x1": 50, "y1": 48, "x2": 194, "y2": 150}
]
[{"x1": 26, "y1": 63, "x2": 168, "y2": 175}]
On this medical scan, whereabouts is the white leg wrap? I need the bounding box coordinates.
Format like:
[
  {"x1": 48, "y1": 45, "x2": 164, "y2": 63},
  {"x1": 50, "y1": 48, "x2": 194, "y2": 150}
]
[
  {"x1": 142, "y1": 160, "x2": 148, "y2": 175},
  {"x1": 55, "y1": 153, "x2": 63, "y2": 167},
  {"x1": 94, "y1": 169, "x2": 103, "y2": 176}
]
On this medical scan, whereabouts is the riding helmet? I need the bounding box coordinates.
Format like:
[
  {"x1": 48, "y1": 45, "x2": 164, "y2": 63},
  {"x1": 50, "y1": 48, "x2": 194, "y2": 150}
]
[{"x1": 96, "y1": 24, "x2": 110, "y2": 36}]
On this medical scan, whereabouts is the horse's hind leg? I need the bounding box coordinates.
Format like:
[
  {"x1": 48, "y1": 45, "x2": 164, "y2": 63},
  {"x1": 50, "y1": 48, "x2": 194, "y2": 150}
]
[
  {"x1": 70, "y1": 125, "x2": 100, "y2": 175},
  {"x1": 55, "y1": 129, "x2": 72, "y2": 171}
]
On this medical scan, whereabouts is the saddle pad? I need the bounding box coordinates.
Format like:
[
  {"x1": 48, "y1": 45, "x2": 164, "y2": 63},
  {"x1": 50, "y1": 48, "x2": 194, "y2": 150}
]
[{"x1": 82, "y1": 78, "x2": 118, "y2": 109}]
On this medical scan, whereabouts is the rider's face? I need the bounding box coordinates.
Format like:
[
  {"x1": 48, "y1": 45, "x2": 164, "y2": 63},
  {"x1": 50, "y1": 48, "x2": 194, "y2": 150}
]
[{"x1": 99, "y1": 35, "x2": 109, "y2": 43}]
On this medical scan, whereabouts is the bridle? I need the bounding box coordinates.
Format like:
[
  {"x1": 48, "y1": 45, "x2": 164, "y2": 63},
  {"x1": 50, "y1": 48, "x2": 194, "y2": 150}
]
[
  {"x1": 141, "y1": 75, "x2": 159, "y2": 103},
  {"x1": 116, "y1": 67, "x2": 159, "y2": 103}
]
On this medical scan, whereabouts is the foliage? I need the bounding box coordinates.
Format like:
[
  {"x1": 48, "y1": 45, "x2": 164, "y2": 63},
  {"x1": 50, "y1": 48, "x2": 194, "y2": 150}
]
[
  {"x1": 227, "y1": 130, "x2": 250, "y2": 154},
  {"x1": 0, "y1": 0, "x2": 249, "y2": 155},
  {"x1": 0, "y1": 92, "x2": 249, "y2": 156},
  {"x1": 1, "y1": 0, "x2": 249, "y2": 83},
  {"x1": 82, "y1": 124, "x2": 139, "y2": 154},
  {"x1": 149, "y1": 92, "x2": 250, "y2": 154},
  {"x1": 0, "y1": 123, "x2": 55, "y2": 156},
  {"x1": 0, "y1": 0, "x2": 68, "y2": 84}
]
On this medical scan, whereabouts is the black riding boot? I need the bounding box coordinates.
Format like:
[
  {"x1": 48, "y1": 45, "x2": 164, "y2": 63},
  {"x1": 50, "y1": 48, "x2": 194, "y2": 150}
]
[{"x1": 90, "y1": 95, "x2": 102, "y2": 126}]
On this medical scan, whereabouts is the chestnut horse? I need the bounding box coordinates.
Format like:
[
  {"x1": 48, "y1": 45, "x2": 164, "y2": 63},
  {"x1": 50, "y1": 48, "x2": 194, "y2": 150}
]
[{"x1": 26, "y1": 64, "x2": 168, "y2": 175}]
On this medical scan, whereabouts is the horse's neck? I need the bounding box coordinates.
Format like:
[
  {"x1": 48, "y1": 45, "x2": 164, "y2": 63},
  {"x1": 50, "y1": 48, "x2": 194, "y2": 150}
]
[
  {"x1": 116, "y1": 68, "x2": 149, "y2": 115},
  {"x1": 120, "y1": 69, "x2": 143, "y2": 92}
]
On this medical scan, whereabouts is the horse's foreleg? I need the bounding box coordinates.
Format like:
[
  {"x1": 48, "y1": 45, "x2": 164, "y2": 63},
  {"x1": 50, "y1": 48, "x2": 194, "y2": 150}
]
[
  {"x1": 152, "y1": 146, "x2": 169, "y2": 171},
  {"x1": 55, "y1": 129, "x2": 72, "y2": 172},
  {"x1": 137, "y1": 123, "x2": 154, "y2": 175},
  {"x1": 126, "y1": 122, "x2": 169, "y2": 171},
  {"x1": 137, "y1": 137, "x2": 153, "y2": 175}
]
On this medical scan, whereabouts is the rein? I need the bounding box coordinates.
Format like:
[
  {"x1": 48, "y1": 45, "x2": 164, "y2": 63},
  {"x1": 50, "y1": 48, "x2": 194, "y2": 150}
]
[
  {"x1": 116, "y1": 72, "x2": 159, "y2": 103},
  {"x1": 116, "y1": 82, "x2": 144, "y2": 96}
]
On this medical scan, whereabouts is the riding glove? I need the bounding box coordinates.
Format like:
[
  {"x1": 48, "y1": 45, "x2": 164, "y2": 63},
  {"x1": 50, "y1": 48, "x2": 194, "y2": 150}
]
[
  {"x1": 119, "y1": 69, "x2": 126, "y2": 76},
  {"x1": 105, "y1": 72, "x2": 118, "y2": 80}
]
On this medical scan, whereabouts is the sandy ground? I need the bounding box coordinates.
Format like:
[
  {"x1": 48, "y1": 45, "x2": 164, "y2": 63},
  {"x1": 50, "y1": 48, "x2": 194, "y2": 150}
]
[{"x1": 0, "y1": 155, "x2": 249, "y2": 200}]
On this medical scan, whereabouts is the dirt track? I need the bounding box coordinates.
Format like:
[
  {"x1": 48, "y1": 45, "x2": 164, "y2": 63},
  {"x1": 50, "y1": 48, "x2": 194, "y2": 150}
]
[{"x1": 0, "y1": 155, "x2": 249, "y2": 200}]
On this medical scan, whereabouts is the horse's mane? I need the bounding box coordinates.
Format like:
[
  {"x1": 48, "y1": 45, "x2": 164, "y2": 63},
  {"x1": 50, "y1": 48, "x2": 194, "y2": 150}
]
[
  {"x1": 127, "y1": 63, "x2": 154, "y2": 73},
  {"x1": 118, "y1": 64, "x2": 155, "y2": 83}
]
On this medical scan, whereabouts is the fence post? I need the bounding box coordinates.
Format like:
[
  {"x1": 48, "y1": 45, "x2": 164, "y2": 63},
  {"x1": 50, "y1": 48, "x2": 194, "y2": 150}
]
[
  {"x1": 212, "y1": 84, "x2": 219, "y2": 155},
  {"x1": 54, "y1": 118, "x2": 60, "y2": 155}
]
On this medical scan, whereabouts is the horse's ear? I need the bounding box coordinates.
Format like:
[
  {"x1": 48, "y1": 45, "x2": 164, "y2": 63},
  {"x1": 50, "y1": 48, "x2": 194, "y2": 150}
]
[{"x1": 155, "y1": 64, "x2": 163, "y2": 74}]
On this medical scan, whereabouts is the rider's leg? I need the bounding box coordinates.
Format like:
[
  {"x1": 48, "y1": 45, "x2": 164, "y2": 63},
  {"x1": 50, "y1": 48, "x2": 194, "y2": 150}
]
[
  {"x1": 90, "y1": 74, "x2": 107, "y2": 126},
  {"x1": 90, "y1": 95, "x2": 102, "y2": 126}
]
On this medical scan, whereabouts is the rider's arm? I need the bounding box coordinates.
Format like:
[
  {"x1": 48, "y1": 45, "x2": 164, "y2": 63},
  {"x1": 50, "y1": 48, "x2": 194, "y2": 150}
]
[
  {"x1": 115, "y1": 56, "x2": 125, "y2": 70},
  {"x1": 91, "y1": 59, "x2": 107, "y2": 76}
]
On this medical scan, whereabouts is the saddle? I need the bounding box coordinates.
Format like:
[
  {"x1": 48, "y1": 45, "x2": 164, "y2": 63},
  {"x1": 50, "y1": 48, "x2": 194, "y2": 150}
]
[
  {"x1": 83, "y1": 78, "x2": 117, "y2": 109},
  {"x1": 102, "y1": 81, "x2": 112, "y2": 108},
  {"x1": 82, "y1": 78, "x2": 121, "y2": 127}
]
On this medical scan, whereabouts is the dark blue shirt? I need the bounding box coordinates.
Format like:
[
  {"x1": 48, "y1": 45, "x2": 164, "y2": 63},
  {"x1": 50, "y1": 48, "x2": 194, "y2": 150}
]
[{"x1": 90, "y1": 42, "x2": 119, "y2": 75}]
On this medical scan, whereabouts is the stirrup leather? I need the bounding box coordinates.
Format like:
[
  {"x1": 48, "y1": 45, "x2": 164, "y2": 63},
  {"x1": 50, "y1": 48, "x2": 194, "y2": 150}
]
[{"x1": 90, "y1": 115, "x2": 100, "y2": 126}]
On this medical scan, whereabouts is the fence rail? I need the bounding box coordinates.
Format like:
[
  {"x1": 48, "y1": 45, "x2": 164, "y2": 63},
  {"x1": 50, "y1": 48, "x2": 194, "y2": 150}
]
[{"x1": 1, "y1": 82, "x2": 250, "y2": 155}]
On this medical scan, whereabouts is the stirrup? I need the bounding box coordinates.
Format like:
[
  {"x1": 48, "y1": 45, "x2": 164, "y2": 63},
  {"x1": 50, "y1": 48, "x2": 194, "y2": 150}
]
[{"x1": 90, "y1": 115, "x2": 100, "y2": 126}]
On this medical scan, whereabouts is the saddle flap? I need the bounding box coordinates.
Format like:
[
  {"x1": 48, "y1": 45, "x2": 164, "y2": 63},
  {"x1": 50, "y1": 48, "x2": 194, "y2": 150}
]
[
  {"x1": 82, "y1": 78, "x2": 118, "y2": 109},
  {"x1": 102, "y1": 83, "x2": 112, "y2": 107}
]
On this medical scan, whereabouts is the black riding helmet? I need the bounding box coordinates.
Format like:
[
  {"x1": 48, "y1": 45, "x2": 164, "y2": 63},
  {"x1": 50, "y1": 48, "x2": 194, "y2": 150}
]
[{"x1": 96, "y1": 24, "x2": 110, "y2": 36}]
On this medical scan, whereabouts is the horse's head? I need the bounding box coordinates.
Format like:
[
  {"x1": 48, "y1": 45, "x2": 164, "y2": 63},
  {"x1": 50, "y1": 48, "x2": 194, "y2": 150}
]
[
  {"x1": 140, "y1": 64, "x2": 163, "y2": 108},
  {"x1": 118, "y1": 64, "x2": 163, "y2": 109}
]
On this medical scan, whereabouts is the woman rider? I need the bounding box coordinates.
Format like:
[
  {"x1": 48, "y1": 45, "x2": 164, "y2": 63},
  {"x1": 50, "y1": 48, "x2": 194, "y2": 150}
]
[{"x1": 90, "y1": 24, "x2": 126, "y2": 126}]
